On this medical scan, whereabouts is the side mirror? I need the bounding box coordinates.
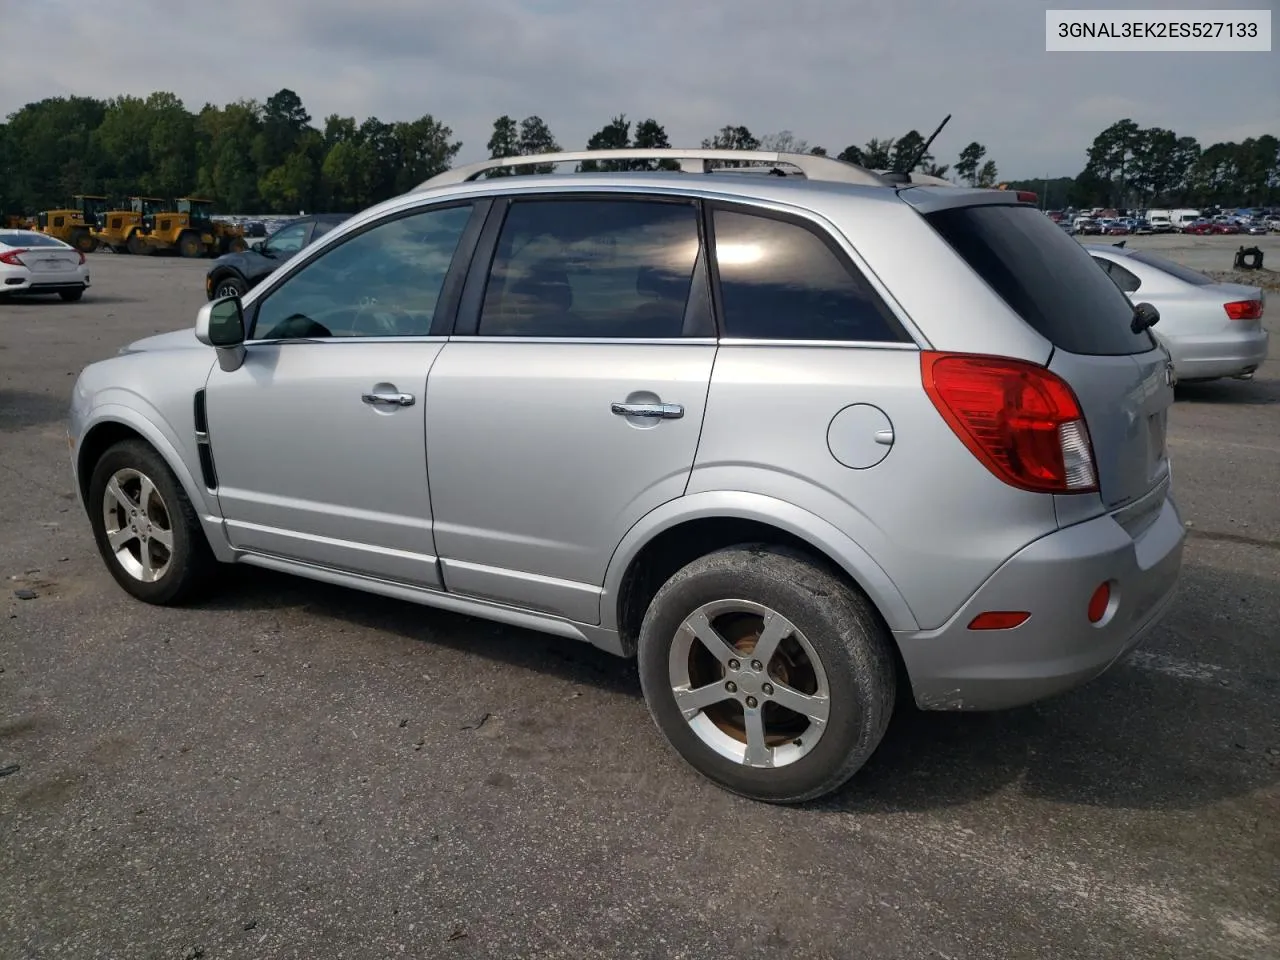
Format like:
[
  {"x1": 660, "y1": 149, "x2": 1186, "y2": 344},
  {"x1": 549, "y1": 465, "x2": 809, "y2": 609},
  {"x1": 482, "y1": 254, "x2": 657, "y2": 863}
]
[
  {"x1": 1130, "y1": 301, "x2": 1160, "y2": 335},
  {"x1": 195, "y1": 296, "x2": 247, "y2": 371}
]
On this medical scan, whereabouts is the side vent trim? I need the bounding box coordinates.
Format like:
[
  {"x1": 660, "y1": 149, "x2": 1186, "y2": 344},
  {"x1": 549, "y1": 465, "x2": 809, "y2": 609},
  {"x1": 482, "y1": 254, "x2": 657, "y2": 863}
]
[{"x1": 193, "y1": 389, "x2": 218, "y2": 489}]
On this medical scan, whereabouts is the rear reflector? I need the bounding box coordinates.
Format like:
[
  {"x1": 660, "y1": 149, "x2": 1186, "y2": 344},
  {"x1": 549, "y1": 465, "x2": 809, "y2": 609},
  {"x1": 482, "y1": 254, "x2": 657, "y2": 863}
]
[
  {"x1": 1224, "y1": 299, "x2": 1263, "y2": 321},
  {"x1": 1088, "y1": 582, "x2": 1111, "y2": 623},
  {"x1": 921, "y1": 352, "x2": 1099, "y2": 494},
  {"x1": 968, "y1": 611, "x2": 1030, "y2": 630}
]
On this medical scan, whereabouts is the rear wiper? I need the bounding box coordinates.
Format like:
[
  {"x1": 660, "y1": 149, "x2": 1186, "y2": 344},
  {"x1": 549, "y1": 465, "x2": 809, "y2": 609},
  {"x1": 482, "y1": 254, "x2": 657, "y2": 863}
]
[{"x1": 1131, "y1": 301, "x2": 1160, "y2": 334}]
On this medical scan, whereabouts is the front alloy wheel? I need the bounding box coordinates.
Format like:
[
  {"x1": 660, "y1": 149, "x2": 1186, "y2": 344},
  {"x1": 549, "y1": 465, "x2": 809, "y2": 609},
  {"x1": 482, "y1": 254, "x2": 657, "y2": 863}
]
[{"x1": 101, "y1": 467, "x2": 174, "y2": 583}]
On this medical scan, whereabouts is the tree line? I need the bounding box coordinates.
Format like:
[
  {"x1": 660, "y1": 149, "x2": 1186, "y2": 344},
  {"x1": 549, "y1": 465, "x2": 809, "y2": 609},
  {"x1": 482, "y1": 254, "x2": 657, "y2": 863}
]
[{"x1": 1, "y1": 89, "x2": 1275, "y2": 216}]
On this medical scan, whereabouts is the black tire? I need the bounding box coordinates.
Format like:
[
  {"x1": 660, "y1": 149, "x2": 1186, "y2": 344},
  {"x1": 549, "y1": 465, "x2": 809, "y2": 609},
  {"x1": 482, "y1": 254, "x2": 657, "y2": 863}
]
[
  {"x1": 87, "y1": 439, "x2": 218, "y2": 605},
  {"x1": 71, "y1": 228, "x2": 96, "y2": 253},
  {"x1": 637, "y1": 544, "x2": 896, "y2": 804},
  {"x1": 59, "y1": 288, "x2": 85, "y2": 302},
  {"x1": 212, "y1": 273, "x2": 247, "y2": 299},
  {"x1": 178, "y1": 232, "x2": 204, "y2": 259},
  {"x1": 126, "y1": 232, "x2": 150, "y2": 256}
]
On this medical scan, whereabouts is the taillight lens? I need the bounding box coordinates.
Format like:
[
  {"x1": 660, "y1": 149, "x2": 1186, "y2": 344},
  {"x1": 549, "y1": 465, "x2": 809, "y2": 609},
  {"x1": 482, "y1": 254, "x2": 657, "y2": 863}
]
[
  {"x1": 1224, "y1": 299, "x2": 1262, "y2": 321},
  {"x1": 0, "y1": 249, "x2": 28, "y2": 266},
  {"x1": 922, "y1": 352, "x2": 1099, "y2": 494},
  {"x1": 77, "y1": 250, "x2": 86, "y2": 265}
]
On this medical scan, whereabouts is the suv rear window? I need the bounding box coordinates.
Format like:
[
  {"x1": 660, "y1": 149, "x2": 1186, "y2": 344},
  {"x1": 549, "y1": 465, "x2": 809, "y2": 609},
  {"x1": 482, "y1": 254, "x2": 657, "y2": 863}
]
[{"x1": 926, "y1": 204, "x2": 1154, "y2": 356}]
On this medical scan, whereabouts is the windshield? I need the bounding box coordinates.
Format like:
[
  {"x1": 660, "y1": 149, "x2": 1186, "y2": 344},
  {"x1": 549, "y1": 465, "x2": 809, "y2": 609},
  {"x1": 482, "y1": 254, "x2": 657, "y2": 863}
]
[
  {"x1": 1126, "y1": 250, "x2": 1216, "y2": 286},
  {"x1": 926, "y1": 203, "x2": 1155, "y2": 356}
]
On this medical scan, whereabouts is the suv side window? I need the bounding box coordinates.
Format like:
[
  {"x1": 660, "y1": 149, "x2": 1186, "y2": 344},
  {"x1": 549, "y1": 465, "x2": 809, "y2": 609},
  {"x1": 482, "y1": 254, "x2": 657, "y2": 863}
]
[
  {"x1": 478, "y1": 198, "x2": 701, "y2": 339},
  {"x1": 711, "y1": 206, "x2": 908, "y2": 343},
  {"x1": 250, "y1": 203, "x2": 474, "y2": 341}
]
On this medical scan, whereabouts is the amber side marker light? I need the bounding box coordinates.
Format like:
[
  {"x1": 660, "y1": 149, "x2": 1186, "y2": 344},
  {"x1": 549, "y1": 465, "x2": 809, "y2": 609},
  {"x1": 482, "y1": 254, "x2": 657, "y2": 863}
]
[{"x1": 968, "y1": 611, "x2": 1030, "y2": 630}]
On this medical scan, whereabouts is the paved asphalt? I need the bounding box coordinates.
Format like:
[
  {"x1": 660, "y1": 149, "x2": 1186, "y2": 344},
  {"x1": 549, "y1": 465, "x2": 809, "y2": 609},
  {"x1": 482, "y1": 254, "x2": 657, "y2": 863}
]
[{"x1": 1, "y1": 247, "x2": 1278, "y2": 960}]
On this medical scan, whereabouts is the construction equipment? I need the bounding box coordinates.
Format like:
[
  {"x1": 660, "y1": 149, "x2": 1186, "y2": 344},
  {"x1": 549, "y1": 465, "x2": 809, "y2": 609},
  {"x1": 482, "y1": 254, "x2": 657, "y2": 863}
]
[
  {"x1": 131, "y1": 197, "x2": 216, "y2": 257},
  {"x1": 3, "y1": 214, "x2": 35, "y2": 230},
  {"x1": 133, "y1": 197, "x2": 245, "y2": 257},
  {"x1": 92, "y1": 196, "x2": 168, "y2": 254},
  {"x1": 35, "y1": 195, "x2": 107, "y2": 252}
]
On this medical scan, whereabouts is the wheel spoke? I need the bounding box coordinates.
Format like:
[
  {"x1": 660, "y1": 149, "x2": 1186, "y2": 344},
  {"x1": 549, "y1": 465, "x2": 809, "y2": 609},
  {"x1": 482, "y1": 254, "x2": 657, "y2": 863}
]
[
  {"x1": 672, "y1": 681, "x2": 733, "y2": 718},
  {"x1": 752, "y1": 611, "x2": 793, "y2": 667},
  {"x1": 105, "y1": 477, "x2": 135, "y2": 511},
  {"x1": 742, "y1": 707, "x2": 771, "y2": 767},
  {"x1": 138, "y1": 543, "x2": 155, "y2": 580},
  {"x1": 107, "y1": 527, "x2": 136, "y2": 552},
  {"x1": 150, "y1": 526, "x2": 173, "y2": 550},
  {"x1": 683, "y1": 611, "x2": 740, "y2": 666},
  {"x1": 770, "y1": 683, "x2": 830, "y2": 724},
  {"x1": 138, "y1": 475, "x2": 158, "y2": 515}
]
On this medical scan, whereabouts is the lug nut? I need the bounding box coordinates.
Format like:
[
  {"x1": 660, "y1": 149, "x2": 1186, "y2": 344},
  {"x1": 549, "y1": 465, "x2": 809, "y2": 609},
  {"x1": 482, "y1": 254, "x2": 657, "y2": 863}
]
[
  {"x1": 762, "y1": 683, "x2": 774, "y2": 696},
  {"x1": 751, "y1": 659, "x2": 763, "y2": 671},
  {"x1": 728, "y1": 659, "x2": 740, "y2": 671},
  {"x1": 745, "y1": 696, "x2": 758, "y2": 709},
  {"x1": 725, "y1": 681, "x2": 737, "y2": 693}
]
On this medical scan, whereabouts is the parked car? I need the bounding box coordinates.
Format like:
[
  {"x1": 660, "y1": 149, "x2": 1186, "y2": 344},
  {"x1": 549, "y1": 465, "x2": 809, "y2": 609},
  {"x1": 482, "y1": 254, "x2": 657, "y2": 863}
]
[
  {"x1": 1148, "y1": 217, "x2": 1175, "y2": 233},
  {"x1": 1243, "y1": 221, "x2": 1268, "y2": 236},
  {"x1": 1182, "y1": 220, "x2": 1215, "y2": 235},
  {"x1": 69, "y1": 148, "x2": 1185, "y2": 803},
  {"x1": 0, "y1": 229, "x2": 91, "y2": 301},
  {"x1": 1086, "y1": 243, "x2": 1267, "y2": 382},
  {"x1": 204, "y1": 214, "x2": 349, "y2": 300}
]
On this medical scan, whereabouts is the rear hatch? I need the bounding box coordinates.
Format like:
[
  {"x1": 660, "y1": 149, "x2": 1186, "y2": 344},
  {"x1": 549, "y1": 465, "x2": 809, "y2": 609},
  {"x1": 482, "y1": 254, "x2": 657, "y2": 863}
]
[{"x1": 925, "y1": 202, "x2": 1172, "y2": 511}]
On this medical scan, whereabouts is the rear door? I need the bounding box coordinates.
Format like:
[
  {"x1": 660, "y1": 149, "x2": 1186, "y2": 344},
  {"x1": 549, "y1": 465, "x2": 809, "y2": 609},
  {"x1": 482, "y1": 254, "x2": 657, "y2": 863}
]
[
  {"x1": 925, "y1": 203, "x2": 1173, "y2": 511},
  {"x1": 425, "y1": 194, "x2": 716, "y2": 623}
]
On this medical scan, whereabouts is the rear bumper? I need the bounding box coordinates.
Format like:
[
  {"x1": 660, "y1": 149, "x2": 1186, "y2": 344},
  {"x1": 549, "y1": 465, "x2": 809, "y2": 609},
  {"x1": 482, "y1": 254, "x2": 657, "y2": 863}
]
[
  {"x1": 2, "y1": 273, "x2": 90, "y2": 294},
  {"x1": 1169, "y1": 328, "x2": 1269, "y2": 380},
  {"x1": 894, "y1": 492, "x2": 1185, "y2": 711}
]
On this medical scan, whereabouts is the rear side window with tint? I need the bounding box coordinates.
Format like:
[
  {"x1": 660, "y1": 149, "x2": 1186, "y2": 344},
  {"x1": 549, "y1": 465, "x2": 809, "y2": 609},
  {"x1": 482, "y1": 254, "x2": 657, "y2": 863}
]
[
  {"x1": 926, "y1": 204, "x2": 1154, "y2": 356},
  {"x1": 711, "y1": 207, "x2": 908, "y2": 343}
]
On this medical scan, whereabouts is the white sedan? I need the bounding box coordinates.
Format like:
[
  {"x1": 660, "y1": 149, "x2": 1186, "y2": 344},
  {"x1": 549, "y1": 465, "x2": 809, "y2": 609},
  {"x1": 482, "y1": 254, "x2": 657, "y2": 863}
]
[
  {"x1": 0, "y1": 229, "x2": 91, "y2": 301},
  {"x1": 1085, "y1": 243, "x2": 1268, "y2": 382}
]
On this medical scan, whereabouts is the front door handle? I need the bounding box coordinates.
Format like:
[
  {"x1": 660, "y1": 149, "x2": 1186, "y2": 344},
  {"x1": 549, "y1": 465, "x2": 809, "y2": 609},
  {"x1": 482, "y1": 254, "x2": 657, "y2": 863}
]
[
  {"x1": 362, "y1": 391, "x2": 415, "y2": 407},
  {"x1": 611, "y1": 401, "x2": 684, "y2": 420}
]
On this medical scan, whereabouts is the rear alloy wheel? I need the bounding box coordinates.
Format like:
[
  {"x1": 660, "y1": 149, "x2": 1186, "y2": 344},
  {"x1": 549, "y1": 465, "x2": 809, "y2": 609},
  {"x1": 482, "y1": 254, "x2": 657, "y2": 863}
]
[
  {"x1": 637, "y1": 545, "x2": 896, "y2": 803},
  {"x1": 87, "y1": 439, "x2": 216, "y2": 605}
]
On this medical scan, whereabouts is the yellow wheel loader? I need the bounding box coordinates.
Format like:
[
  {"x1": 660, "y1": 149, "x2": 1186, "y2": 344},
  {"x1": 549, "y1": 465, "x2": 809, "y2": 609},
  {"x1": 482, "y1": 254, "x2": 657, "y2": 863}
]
[
  {"x1": 35, "y1": 195, "x2": 107, "y2": 252},
  {"x1": 92, "y1": 196, "x2": 167, "y2": 254}
]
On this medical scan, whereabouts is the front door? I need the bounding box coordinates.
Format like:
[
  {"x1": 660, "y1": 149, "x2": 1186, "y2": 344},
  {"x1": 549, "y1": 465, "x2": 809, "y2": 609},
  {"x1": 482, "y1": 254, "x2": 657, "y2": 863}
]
[
  {"x1": 426, "y1": 195, "x2": 717, "y2": 623},
  {"x1": 203, "y1": 200, "x2": 480, "y2": 586}
]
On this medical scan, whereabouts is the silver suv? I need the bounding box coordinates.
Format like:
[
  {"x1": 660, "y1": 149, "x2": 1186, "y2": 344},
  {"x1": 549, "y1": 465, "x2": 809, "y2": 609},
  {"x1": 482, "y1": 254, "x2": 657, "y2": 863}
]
[{"x1": 68, "y1": 149, "x2": 1185, "y2": 803}]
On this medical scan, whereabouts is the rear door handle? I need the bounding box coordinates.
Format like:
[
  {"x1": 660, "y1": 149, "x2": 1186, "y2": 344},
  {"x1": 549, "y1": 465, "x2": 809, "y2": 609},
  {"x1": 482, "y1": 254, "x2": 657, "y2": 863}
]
[
  {"x1": 611, "y1": 401, "x2": 684, "y2": 420},
  {"x1": 362, "y1": 391, "x2": 415, "y2": 407}
]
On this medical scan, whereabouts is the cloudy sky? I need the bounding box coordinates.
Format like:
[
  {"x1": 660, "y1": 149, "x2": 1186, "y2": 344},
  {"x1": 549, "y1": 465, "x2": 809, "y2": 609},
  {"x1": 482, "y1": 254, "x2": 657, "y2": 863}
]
[{"x1": 3, "y1": 0, "x2": 1276, "y2": 178}]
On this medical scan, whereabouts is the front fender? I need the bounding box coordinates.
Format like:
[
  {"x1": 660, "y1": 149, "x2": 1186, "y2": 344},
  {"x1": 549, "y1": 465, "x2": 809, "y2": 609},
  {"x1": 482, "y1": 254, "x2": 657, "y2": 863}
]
[
  {"x1": 598, "y1": 490, "x2": 919, "y2": 633},
  {"x1": 75, "y1": 398, "x2": 234, "y2": 562}
]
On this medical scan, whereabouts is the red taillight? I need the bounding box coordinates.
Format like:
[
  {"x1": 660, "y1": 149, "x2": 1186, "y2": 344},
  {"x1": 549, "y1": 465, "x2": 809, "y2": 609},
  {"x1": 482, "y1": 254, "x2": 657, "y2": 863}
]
[
  {"x1": 1088, "y1": 582, "x2": 1111, "y2": 623},
  {"x1": 968, "y1": 611, "x2": 1030, "y2": 630},
  {"x1": 1224, "y1": 299, "x2": 1262, "y2": 321},
  {"x1": 0, "y1": 248, "x2": 28, "y2": 266},
  {"x1": 77, "y1": 250, "x2": 86, "y2": 265},
  {"x1": 922, "y1": 352, "x2": 1099, "y2": 494},
  {"x1": 1015, "y1": 191, "x2": 1038, "y2": 204}
]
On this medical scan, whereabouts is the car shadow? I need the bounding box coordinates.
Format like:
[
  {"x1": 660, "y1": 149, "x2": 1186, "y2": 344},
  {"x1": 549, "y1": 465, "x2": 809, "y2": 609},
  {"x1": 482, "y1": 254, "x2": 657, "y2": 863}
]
[
  {"x1": 0, "y1": 389, "x2": 67, "y2": 430},
  {"x1": 195, "y1": 558, "x2": 1275, "y2": 814},
  {"x1": 196, "y1": 566, "x2": 643, "y2": 699},
  {"x1": 1176, "y1": 377, "x2": 1279, "y2": 405}
]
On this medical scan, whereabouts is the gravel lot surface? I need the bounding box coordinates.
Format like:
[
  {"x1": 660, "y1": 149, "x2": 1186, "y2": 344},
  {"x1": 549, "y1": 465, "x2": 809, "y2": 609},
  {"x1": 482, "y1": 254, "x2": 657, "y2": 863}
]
[{"x1": 2, "y1": 249, "x2": 1278, "y2": 960}]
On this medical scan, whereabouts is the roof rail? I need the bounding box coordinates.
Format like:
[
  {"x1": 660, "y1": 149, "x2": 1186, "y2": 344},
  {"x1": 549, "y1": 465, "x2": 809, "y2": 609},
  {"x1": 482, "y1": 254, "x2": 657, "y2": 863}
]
[{"x1": 415, "y1": 149, "x2": 894, "y2": 191}]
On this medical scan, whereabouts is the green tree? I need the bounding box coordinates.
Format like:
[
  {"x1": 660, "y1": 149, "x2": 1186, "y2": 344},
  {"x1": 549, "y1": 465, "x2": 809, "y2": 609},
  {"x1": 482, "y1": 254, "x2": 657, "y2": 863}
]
[
  {"x1": 955, "y1": 141, "x2": 986, "y2": 186},
  {"x1": 484, "y1": 115, "x2": 521, "y2": 176},
  {"x1": 632, "y1": 117, "x2": 678, "y2": 170},
  {"x1": 977, "y1": 159, "x2": 999, "y2": 188},
  {"x1": 580, "y1": 114, "x2": 633, "y2": 171}
]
